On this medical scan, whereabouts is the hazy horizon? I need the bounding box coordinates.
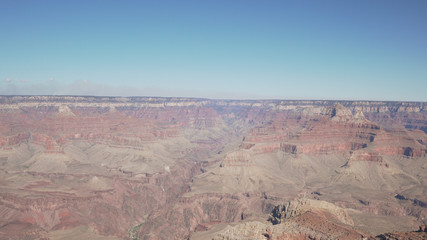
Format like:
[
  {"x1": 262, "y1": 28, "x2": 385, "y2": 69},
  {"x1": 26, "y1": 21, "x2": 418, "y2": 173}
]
[{"x1": 1, "y1": 0, "x2": 426, "y2": 101}]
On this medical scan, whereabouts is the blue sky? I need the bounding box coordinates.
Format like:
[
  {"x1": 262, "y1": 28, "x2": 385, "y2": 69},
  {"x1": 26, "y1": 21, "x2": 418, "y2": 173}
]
[{"x1": 1, "y1": 0, "x2": 426, "y2": 101}]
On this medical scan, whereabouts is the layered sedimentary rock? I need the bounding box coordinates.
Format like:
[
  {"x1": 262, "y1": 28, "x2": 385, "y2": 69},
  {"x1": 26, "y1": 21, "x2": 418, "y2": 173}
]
[
  {"x1": 0, "y1": 96, "x2": 241, "y2": 239},
  {"x1": 198, "y1": 198, "x2": 366, "y2": 240},
  {"x1": 0, "y1": 96, "x2": 426, "y2": 240}
]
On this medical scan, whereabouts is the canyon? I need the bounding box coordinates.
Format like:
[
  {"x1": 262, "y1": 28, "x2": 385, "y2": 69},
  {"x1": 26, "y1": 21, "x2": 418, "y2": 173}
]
[{"x1": 0, "y1": 96, "x2": 426, "y2": 240}]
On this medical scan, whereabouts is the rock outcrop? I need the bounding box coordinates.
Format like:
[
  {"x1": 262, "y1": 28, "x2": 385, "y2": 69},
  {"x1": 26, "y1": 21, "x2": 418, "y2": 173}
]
[
  {"x1": 268, "y1": 198, "x2": 353, "y2": 226},
  {"x1": 202, "y1": 198, "x2": 366, "y2": 240}
]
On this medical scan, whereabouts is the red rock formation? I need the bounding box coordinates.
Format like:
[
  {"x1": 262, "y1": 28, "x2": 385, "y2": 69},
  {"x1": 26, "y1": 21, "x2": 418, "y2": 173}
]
[
  {"x1": 376, "y1": 227, "x2": 427, "y2": 240},
  {"x1": 240, "y1": 105, "x2": 381, "y2": 157},
  {"x1": 0, "y1": 96, "x2": 426, "y2": 240},
  {"x1": 239, "y1": 104, "x2": 426, "y2": 160}
]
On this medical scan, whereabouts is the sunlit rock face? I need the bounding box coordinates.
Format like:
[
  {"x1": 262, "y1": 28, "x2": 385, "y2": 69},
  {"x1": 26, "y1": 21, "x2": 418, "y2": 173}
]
[{"x1": 0, "y1": 96, "x2": 426, "y2": 240}]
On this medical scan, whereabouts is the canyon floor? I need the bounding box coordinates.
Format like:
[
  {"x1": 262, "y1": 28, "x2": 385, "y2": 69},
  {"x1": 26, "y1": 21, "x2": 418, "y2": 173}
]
[{"x1": 0, "y1": 96, "x2": 426, "y2": 240}]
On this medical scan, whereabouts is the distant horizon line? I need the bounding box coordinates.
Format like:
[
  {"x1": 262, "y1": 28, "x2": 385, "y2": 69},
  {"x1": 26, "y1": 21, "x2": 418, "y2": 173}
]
[{"x1": 0, "y1": 94, "x2": 425, "y2": 104}]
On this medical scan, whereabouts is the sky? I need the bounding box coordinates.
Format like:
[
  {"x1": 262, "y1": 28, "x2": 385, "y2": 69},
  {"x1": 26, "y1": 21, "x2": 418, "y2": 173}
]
[{"x1": 0, "y1": 0, "x2": 426, "y2": 101}]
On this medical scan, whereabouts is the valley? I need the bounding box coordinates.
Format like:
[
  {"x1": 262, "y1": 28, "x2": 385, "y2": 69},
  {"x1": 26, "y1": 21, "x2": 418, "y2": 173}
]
[{"x1": 0, "y1": 96, "x2": 426, "y2": 240}]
